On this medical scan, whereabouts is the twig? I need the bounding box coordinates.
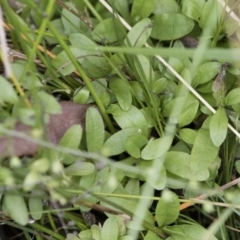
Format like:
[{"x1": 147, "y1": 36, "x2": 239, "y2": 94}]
[
  {"x1": 0, "y1": 7, "x2": 11, "y2": 77},
  {"x1": 180, "y1": 177, "x2": 240, "y2": 210}
]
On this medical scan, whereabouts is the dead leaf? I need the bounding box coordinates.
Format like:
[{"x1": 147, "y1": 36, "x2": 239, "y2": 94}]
[{"x1": 0, "y1": 101, "x2": 91, "y2": 157}]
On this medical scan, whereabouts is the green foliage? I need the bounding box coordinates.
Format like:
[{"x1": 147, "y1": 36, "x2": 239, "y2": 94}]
[
  {"x1": 141, "y1": 136, "x2": 172, "y2": 160},
  {"x1": 0, "y1": 76, "x2": 18, "y2": 104},
  {"x1": 151, "y1": 13, "x2": 194, "y2": 40},
  {"x1": 209, "y1": 107, "x2": 228, "y2": 146},
  {"x1": 165, "y1": 152, "x2": 209, "y2": 181},
  {"x1": 1, "y1": 0, "x2": 240, "y2": 239},
  {"x1": 193, "y1": 62, "x2": 221, "y2": 87},
  {"x1": 156, "y1": 190, "x2": 179, "y2": 227},
  {"x1": 64, "y1": 162, "x2": 95, "y2": 176},
  {"x1": 29, "y1": 197, "x2": 43, "y2": 220},
  {"x1": 92, "y1": 18, "x2": 125, "y2": 43},
  {"x1": 101, "y1": 217, "x2": 119, "y2": 240},
  {"x1": 124, "y1": 18, "x2": 152, "y2": 47},
  {"x1": 182, "y1": 0, "x2": 205, "y2": 22},
  {"x1": 103, "y1": 127, "x2": 142, "y2": 156},
  {"x1": 37, "y1": 91, "x2": 62, "y2": 114},
  {"x1": 4, "y1": 193, "x2": 29, "y2": 226},
  {"x1": 101, "y1": 197, "x2": 155, "y2": 225},
  {"x1": 164, "y1": 224, "x2": 218, "y2": 240},
  {"x1": 131, "y1": 0, "x2": 155, "y2": 23},
  {"x1": 109, "y1": 78, "x2": 132, "y2": 110},
  {"x1": 59, "y1": 124, "x2": 83, "y2": 164},
  {"x1": 86, "y1": 107, "x2": 105, "y2": 152},
  {"x1": 190, "y1": 128, "x2": 219, "y2": 174},
  {"x1": 226, "y1": 88, "x2": 240, "y2": 105}
]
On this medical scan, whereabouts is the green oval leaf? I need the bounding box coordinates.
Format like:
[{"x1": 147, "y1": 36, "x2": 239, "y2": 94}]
[
  {"x1": 70, "y1": 33, "x2": 96, "y2": 48},
  {"x1": 153, "y1": 78, "x2": 167, "y2": 94},
  {"x1": 91, "y1": 225, "x2": 102, "y2": 240},
  {"x1": 131, "y1": 0, "x2": 155, "y2": 22},
  {"x1": 78, "y1": 229, "x2": 93, "y2": 239},
  {"x1": 134, "y1": 55, "x2": 154, "y2": 85},
  {"x1": 196, "y1": 81, "x2": 213, "y2": 93},
  {"x1": 163, "y1": 96, "x2": 196, "y2": 118},
  {"x1": 4, "y1": 193, "x2": 28, "y2": 226},
  {"x1": 125, "y1": 134, "x2": 148, "y2": 158},
  {"x1": 37, "y1": 91, "x2": 62, "y2": 114},
  {"x1": 190, "y1": 129, "x2": 219, "y2": 174},
  {"x1": 179, "y1": 128, "x2": 197, "y2": 145},
  {"x1": 51, "y1": 47, "x2": 86, "y2": 76},
  {"x1": 125, "y1": 179, "x2": 140, "y2": 197},
  {"x1": 151, "y1": 13, "x2": 194, "y2": 40},
  {"x1": 178, "y1": 100, "x2": 199, "y2": 127},
  {"x1": 223, "y1": 19, "x2": 239, "y2": 37},
  {"x1": 166, "y1": 172, "x2": 187, "y2": 189},
  {"x1": 61, "y1": 2, "x2": 89, "y2": 35},
  {"x1": 11, "y1": 62, "x2": 42, "y2": 89},
  {"x1": 101, "y1": 217, "x2": 119, "y2": 240},
  {"x1": 209, "y1": 107, "x2": 228, "y2": 147},
  {"x1": 29, "y1": 197, "x2": 43, "y2": 220},
  {"x1": 156, "y1": 190, "x2": 179, "y2": 227},
  {"x1": 153, "y1": 0, "x2": 179, "y2": 14},
  {"x1": 102, "y1": 128, "x2": 141, "y2": 156},
  {"x1": 59, "y1": 124, "x2": 83, "y2": 164},
  {"x1": 182, "y1": 0, "x2": 205, "y2": 22},
  {"x1": 23, "y1": 172, "x2": 41, "y2": 191},
  {"x1": 199, "y1": 0, "x2": 224, "y2": 36},
  {"x1": 73, "y1": 87, "x2": 90, "y2": 104},
  {"x1": 180, "y1": 224, "x2": 218, "y2": 240},
  {"x1": 112, "y1": 105, "x2": 148, "y2": 134},
  {"x1": 226, "y1": 88, "x2": 240, "y2": 105},
  {"x1": 100, "y1": 197, "x2": 155, "y2": 225},
  {"x1": 141, "y1": 136, "x2": 173, "y2": 160},
  {"x1": 64, "y1": 161, "x2": 95, "y2": 176},
  {"x1": 193, "y1": 62, "x2": 221, "y2": 87},
  {"x1": 167, "y1": 57, "x2": 185, "y2": 76},
  {"x1": 139, "y1": 159, "x2": 167, "y2": 190},
  {"x1": 235, "y1": 160, "x2": 240, "y2": 174},
  {"x1": 144, "y1": 231, "x2": 161, "y2": 240},
  {"x1": 162, "y1": 97, "x2": 186, "y2": 117},
  {"x1": 86, "y1": 107, "x2": 105, "y2": 152},
  {"x1": 30, "y1": 158, "x2": 49, "y2": 173},
  {"x1": 124, "y1": 18, "x2": 152, "y2": 47},
  {"x1": 118, "y1": 237, "x2": 133, "y2": 240},
  {"x1": 92, "y1": 18, "x2": 125, "y2": 43},
  {"x1": 0, "y1": 76, "x2": 18, "y2": 104},
  {"x1": 109, "y1": 78, "x2": 132, "y2": 111},
  {"x1": 165, "y1": 152, "x2": 209, "y2": 181},
  {"x1": 81, "y1": 56, "x2": 111, "y2": 78}
]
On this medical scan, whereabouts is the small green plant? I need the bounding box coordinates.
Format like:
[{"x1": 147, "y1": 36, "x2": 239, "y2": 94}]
[{"x1": 1, "y1": 0, "x2": 240, "y2": 239}]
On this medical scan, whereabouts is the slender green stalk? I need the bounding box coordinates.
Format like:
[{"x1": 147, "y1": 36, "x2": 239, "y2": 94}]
[
  {"x1": 24, "y1": 232, "x2": 31, "y2": 240},
  {"x1": 83, "y1": 0, "x2": 103, "y2": 22},
  {"x1": 47, "y1": 212, "x2": 57, "y2": 231},
  {"x1": 18, "y1": 0, "x2": 55, "y2": 85},
  {"x1": 31, "y1": 222, "x2": 65, "y2": 240},
  {"x1": 211, "y1": 207, "x2": 231, "y2": 240},
  {"x1": 78, "y1": 45, "x2": 239, "y2": 62}
]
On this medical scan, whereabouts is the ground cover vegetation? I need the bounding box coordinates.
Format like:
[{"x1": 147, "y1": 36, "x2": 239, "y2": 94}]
[{"x1": 1, "y1": 0, "x2": 240, "y2": 239}]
